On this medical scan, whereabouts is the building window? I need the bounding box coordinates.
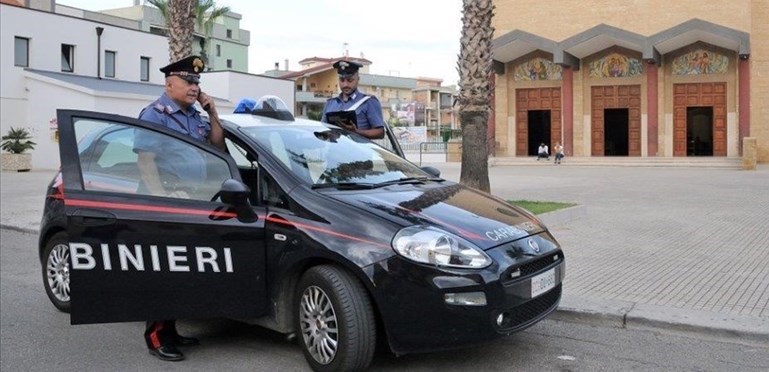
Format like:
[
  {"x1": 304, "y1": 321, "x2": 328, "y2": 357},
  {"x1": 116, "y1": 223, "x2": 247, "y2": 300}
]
[
  {"x1": 14, "y1": 37, "x2": 29, "y2": 67},
  {"x1": 105, "y1": 50, "x2": 116, "y2": 78},
  {"x1": 226, "y1": 59, "x2": 232, "y2": 68},
  {"x1": 140, "y1": 56, "x2": 150, "y2": 81},
  {"x1": 61, "y1": 44, "x2": 75, "y2": 72},
  {"x1": 226, "y1": 29, "x2": 232, "y2": 38},
  {"x1": 216, "y1": 44, "x2": 221, "y2": 57}
]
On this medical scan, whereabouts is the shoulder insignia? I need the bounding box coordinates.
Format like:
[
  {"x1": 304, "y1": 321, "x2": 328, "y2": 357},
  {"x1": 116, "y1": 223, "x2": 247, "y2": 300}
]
[{"x1": 152, "y1": 102, "x2": 165, "y2": 112}]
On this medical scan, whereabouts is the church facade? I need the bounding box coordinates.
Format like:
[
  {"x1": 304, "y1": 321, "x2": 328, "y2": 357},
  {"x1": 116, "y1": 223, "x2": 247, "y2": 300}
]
[{"x1": 491, "y1": 1, "x2": 767, "y2": 162}]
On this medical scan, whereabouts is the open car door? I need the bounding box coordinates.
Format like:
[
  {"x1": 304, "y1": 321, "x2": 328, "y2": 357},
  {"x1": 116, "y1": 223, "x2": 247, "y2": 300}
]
[
  {"x1": 56, "y1": 110, "x2": 267, "y2": 325},
  {"x1": 381, "y1": 122, "x2": 405, "y2": 158}
]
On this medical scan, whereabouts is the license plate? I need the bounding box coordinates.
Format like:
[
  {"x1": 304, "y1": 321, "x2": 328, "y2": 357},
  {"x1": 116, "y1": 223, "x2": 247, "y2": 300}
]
[{"x1": 530, "y1": 268, "x2": 556, "y2": 298}]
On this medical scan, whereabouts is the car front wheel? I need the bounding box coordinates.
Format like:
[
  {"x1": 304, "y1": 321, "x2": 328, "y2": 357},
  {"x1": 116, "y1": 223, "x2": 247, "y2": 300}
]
[
  {"x1": 296, "y1": 265, "x2": 376, "y2": 372},
  {"x1": 42, "y1": 232, "x2": 71, "y2": 312}
]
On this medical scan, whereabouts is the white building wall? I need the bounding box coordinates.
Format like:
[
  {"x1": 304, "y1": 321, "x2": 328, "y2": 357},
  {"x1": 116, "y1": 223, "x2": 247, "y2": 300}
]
[{"x1": 1, "y1": 5, "x2": 168, "y2": 86}]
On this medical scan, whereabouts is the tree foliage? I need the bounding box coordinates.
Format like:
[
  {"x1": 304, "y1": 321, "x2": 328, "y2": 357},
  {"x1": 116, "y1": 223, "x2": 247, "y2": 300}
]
[
  {"x1": 147, "y1": 0, "x2": 230, "y2": 64},
  {"x1": 456, "y1": 0, "x2": 494, "y2": 192}
]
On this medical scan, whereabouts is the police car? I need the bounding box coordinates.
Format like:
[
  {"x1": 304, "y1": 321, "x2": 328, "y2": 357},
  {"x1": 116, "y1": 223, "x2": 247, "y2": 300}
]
[{"x1": 39, "y1": 96, "x2": 565, "y2": 371}]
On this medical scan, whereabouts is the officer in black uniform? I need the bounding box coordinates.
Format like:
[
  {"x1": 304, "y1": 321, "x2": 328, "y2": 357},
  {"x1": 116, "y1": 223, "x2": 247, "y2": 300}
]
[{"x1": 135, "y1": 55, "x2": 224, "y2": 361}]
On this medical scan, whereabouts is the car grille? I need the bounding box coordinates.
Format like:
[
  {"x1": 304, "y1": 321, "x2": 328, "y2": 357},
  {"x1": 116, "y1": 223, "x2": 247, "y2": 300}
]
[
  {"x1": 521, "y1": 252, "x2": 562, "y2": 276},
  {"x1": 502, "y1": 251, "x2": 563, "y2": 284},
  {"x1": 496, "y1": 284, "x2": 562, "y2": 332}
]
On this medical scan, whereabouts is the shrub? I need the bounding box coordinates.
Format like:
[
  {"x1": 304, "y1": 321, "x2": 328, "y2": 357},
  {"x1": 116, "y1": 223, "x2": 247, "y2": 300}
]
[{"x1": 1, "y1": 127, "x2": 36, "y2": 154}]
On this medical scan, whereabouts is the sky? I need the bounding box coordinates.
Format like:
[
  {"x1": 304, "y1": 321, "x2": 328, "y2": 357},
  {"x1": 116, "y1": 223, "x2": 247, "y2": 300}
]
[{"x1": 56, "y1": 0, "x2": 464, "y2": 86}]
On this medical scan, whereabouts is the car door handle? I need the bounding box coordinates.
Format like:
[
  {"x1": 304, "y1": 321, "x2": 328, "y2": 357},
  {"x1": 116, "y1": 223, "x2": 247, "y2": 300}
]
[{"x1": 71, "y1": 209, "x2": 117, "y2": 227}]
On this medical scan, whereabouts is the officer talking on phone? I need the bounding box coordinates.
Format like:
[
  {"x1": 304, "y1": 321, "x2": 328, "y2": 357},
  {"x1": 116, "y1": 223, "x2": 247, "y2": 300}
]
[
  {"x1": 134, "y1": 55, "x2": 225, "y2": 361},
  {"x1": 321, "y1": 60, "x2": 385, "y2": 139}
]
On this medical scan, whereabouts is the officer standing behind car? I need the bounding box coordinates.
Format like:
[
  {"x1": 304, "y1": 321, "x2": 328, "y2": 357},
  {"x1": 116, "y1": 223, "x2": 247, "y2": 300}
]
[
  {"x1": 321, "y1": 60, "x2": 385, "y2": 139},
  {"x1": 134, "y1": 55, "x2": 224, "y2": 361}
]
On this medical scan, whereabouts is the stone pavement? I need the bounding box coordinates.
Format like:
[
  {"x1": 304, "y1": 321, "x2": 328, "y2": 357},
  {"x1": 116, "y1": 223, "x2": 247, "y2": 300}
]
[{"x1": 2, "y1": 164, "x2": 768, "y2": 344}]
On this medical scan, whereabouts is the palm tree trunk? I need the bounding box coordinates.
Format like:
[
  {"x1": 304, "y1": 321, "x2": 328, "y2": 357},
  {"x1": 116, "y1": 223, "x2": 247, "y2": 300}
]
[
  {"x1": 167, "y1": 0, "x2": 196, "y2": 62},
  {"x1": 457, "y1": 0, "x2": 494, "y2": 192}
]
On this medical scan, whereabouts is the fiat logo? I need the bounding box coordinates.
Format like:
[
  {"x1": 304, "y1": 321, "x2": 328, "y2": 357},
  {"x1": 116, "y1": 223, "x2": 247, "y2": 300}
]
[{"x1": 527, "y1": 239, "x2": 540, "y2": 253}]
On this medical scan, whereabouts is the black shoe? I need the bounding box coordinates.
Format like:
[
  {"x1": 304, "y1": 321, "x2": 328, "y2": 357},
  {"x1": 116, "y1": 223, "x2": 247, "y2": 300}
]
[
  {"x1": 175, "y1": 335, "x2": 200, "y2": 346},
  {"x1": 148, "y1": 345, "x2": 185, "y2": 361}
]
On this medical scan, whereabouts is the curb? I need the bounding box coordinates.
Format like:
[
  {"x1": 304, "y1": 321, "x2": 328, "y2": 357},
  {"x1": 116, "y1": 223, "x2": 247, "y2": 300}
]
[
  {"x1": 0, "y1": 224, "x2": 38, "y2": 235},
  {"x1": 551, "y1": 295, "x2": 769, "y2": 346}
]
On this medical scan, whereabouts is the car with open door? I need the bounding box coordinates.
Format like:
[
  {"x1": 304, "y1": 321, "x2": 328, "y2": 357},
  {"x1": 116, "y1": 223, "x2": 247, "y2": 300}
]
[{"x1": 39, "y1": 96, "x2": 565, "y2": 371}]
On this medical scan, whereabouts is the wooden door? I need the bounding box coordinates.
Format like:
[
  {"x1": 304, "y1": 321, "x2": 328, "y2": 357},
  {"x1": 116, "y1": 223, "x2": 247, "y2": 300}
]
[
  {"x1": 516, "y1": 88, "x2": 561, "y2": 156},
  {"x1": 672, "y1": 83, "x2": 727, "y2": 156},
  {"x1": 590, "y1": 85, "x2": 641, "y2": 156}
]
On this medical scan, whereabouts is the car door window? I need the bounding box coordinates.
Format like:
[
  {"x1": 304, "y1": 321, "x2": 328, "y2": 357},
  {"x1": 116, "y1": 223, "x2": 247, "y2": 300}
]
[{"x1": 74, "y1": 119, "x2": 232, "y2": 201}]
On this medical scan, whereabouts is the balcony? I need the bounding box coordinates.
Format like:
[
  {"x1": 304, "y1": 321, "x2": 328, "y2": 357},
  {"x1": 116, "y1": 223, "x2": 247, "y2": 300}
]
[{"x1": 296, "y1": 90, "x2": 332, "y2": 103}]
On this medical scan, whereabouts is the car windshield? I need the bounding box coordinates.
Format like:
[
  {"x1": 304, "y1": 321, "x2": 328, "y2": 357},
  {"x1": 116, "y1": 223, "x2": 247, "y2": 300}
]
[{"x1": 239, "y1": 126, "x2": 428, "y2": 186}]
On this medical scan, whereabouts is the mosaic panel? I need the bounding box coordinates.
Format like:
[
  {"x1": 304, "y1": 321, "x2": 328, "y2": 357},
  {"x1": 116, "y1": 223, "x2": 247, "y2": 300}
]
[
  {"x1": 514, "y1": 58, "x2": 563, "y2": 81},
  {"x1": 588, "y1": 53, "x2": 643, "y2": 78},
  {"x1": 671, "y1": 49, "x2": 728, "y2": 75}
]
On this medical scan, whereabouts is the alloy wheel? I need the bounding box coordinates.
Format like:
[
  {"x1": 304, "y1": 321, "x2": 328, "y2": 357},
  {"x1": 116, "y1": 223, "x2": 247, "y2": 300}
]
[
  {"x1": 46, "y1": 243, "x2": 70, "y2": 303},
  {"x1": 299, "y1": 285, "x2": 339, "y2": 365}
]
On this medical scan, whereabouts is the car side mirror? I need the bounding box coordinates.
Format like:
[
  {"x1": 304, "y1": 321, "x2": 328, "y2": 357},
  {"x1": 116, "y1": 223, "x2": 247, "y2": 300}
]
[
  {"x1": 219, "y1": 179, "x2": 258, "y2": 222},
  {"x1": 421, "y1": 166, "x2": 441, "y2": 178}
]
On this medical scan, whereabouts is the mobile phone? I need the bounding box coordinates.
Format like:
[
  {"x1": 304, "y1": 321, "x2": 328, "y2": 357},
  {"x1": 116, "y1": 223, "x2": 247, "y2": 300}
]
[{"x1": 198, "y1": 90, "x2": 211, "y2": 111}]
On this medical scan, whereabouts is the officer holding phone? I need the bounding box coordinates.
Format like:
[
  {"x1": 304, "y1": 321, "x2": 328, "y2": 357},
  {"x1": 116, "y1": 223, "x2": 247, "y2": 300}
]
[
  {"x1": 321, "y1": 60, "x2": 385, "y2": 139},
  {"x1": 134, "y1": 55, "x2": 224, "y2": 361},
  {"x1": 135, "y1": 55, "x2": 225, "y2": 199}
]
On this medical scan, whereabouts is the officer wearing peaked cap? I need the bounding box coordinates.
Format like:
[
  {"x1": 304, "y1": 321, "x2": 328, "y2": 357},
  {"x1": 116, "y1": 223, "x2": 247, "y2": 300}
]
[
  {"x1": 134, "y1": 55, "x2": 225, "y2": 361},
  {"x1": 321, "y1": 59, "x2": 385, "y2": 139},
  {"x1": 159, "y1": 55, "x2": 206, "y2": 84}
]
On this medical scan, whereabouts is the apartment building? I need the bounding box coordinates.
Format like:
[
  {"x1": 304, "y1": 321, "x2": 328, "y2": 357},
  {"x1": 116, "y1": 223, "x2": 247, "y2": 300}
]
[
  {"x1": 275, "y1": 56, "x2": 458, "y2": 136},
  {"x1": 491, "y1": 0, "x2": 767, "y2": 162}
]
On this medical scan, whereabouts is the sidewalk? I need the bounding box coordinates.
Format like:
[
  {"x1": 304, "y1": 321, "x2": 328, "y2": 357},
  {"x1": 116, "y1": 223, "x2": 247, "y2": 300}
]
[{"x1": 2, "y1": 165, "x2": 768, "y2": 344}]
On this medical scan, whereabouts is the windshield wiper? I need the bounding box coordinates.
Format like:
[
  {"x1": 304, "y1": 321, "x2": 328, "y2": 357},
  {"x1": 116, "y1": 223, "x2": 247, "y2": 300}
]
[
  {"x1": 311, "y1": 182, "x2": 375, "y2": 190},
  {"x1": 372, "y1": 176, "x2": 444, "y2": 188}
]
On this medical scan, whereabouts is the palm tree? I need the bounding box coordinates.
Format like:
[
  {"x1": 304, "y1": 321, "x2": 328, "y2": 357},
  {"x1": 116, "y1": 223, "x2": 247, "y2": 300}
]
[
  {"x1": 193, "y1": 0, "x2": 230, "y2": 65},
  {"x1": 456, "y1": 0, "x2": 494, "y2": 192},
  {"x1": 147, "y1": 0, "x2": 230, "y2": 65}
]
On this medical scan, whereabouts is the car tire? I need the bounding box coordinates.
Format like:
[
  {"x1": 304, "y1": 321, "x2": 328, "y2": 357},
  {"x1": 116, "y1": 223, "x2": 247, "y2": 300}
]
[
  {"x1": 296, "y1": 265, "x2": 376, "y2": 372},
  {"x1": 42, "y1": 231, "x2": 71, "y2": 313}
]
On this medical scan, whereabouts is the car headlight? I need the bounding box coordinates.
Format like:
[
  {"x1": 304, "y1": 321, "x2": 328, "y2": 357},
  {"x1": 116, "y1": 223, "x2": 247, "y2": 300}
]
[{"x1": 392, "y1": 226, "x2": 492, "y2": 269}]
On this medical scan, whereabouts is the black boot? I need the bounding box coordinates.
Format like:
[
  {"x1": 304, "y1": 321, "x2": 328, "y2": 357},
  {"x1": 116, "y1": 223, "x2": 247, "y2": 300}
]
[{"x1": 148, "y1": 345, "x2": 185, "y2": 361}]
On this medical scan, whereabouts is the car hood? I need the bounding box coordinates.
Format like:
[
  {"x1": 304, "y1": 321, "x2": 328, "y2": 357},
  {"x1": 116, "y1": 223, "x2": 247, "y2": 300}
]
[{"x1": 326, "y1": 182, "x2": 546, "y2": 250}]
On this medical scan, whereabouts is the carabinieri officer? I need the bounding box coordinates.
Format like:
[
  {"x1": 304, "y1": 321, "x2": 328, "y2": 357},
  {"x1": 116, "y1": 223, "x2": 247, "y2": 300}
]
[
  {"x1": 321, "y1": 60, "x2": 385, "y2": 139},
  {"x1": 134, "y1": 55, "x2": 224, "y2": 362}
]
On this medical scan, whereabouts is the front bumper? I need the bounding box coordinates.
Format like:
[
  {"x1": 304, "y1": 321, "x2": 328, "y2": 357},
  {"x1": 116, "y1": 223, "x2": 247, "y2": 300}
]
[{"x1": 370, "y1": 241, "x2": 564, "y2": 354}]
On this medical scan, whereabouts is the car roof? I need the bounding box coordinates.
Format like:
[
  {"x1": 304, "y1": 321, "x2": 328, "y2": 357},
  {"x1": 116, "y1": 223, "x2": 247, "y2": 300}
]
[{"x1": 219, "y1": 113, "x2": 328, "y2": 130}]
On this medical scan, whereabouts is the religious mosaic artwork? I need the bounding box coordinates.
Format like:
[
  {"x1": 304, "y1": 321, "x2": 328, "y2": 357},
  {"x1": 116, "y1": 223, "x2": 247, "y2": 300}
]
[
  {"x1": 513, "y1": 58, "x2": 563, "y2": 81},
  {"x1": 588, "y1": 53, "x2": 643, "y2": 78},
  {"x1": 671, "y1": 49, "x2": 728, "y2": 75}
]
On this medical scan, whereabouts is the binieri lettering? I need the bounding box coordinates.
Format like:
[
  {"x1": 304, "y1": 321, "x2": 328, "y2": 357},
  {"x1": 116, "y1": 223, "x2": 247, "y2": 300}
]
[{"x1": 70, "y1": 242, "x2": 234, "y2": 273}]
